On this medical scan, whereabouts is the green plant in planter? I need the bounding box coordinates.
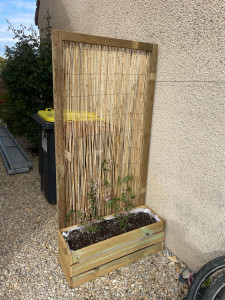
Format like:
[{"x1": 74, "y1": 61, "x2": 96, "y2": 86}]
[
  {"x1": 83, "y1": 222, "x2": 102, "y2": 234},
  {"x1": 64, "y1": 159, "x2": 137, "y2": 230},
  {"x1": 87, "y1": 178, "x2": 99, "y2": 219},
  {"x1": 64, "y1": 210, "x2": 84, "y2": 227},
  {"x1": 114, "y1": 174, "x2": 135, "y2": 229},
  {"x1": 64, "y1": 209, "x2": 76, "y2": 227}
]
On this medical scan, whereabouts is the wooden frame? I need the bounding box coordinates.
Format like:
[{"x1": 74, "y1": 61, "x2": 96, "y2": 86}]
[
  {"x1": 58, "y1": 205, "x2": 164, "y2": 288},
  {"x1": 52, "y1": 30, "x2": 161, "y2": 288},
  {"x1": 52, "y1": 30, "x2": 158, "y2": 229}
]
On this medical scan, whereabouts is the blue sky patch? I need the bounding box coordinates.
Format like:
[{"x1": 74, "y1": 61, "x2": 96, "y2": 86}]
[{"x1": 0, "y1": 0, "x2": 37, "y2": 57}]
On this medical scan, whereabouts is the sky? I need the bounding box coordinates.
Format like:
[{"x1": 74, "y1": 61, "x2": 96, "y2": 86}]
[{"x1": 0, "y1": 0, "x2": 37, "y2": 57}]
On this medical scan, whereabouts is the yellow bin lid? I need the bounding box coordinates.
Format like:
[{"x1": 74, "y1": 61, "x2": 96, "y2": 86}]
[
  {"x1": 37, "y1": 108, "x2": 54, "y2": 122},
  {"x1": 37, "y1": 108, "x2": 103, "y2": 122}
]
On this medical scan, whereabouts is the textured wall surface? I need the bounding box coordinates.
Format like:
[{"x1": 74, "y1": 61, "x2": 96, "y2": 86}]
[{"x1": 38, "y1": 0, "x2": 225, "y2": 270}]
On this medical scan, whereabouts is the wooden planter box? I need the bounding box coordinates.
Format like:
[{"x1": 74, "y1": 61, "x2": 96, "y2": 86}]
[{"x1": 58, "y1": 205, "x2": 165, "y2": 288}]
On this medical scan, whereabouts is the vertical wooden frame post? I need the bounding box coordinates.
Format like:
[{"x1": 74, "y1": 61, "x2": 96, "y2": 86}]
[
  {"x1": 140, "y1": 44, "x2": 158, "y2": 203},
  {"x1": 52, "y1": 30, "x2": 66, "y2": 228}
]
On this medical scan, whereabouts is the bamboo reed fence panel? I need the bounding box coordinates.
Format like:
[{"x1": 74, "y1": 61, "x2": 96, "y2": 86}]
[{"x1": 52, "y1": 31, "x2": 158, "y2": 229}]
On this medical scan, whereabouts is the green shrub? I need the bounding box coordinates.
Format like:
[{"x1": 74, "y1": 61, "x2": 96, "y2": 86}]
[
  {"x1": 0, "y1": 21, "x2": 53, "y2": 143},
  {"x1": 0, "y1": 57, "x2": 6, "y2": 72}
]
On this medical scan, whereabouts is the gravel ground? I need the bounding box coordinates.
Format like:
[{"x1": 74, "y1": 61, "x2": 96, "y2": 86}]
[{"x1": 0, "y1": 136, "x2": 189, "y2": 300}]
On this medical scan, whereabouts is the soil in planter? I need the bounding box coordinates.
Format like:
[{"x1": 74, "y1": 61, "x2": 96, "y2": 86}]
[{"x1": 66, "y1": 212, "x2": 157, "y2": 251}]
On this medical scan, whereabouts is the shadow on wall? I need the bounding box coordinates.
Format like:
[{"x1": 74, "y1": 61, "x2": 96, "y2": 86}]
[
  {"x1": 147, "y1": 172, "x2": 225, "y2": 271},
  {"x1": 167, "y1": 220, "x2": 225, "y2": 271},
  {"x1": 38, "y1": 0, "x2": 72, "y2": 36}
]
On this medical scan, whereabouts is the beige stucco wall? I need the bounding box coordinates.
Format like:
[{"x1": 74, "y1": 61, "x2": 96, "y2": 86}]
[{"x1": 37, "y1": 0, "x2": 225, "y2": 270}]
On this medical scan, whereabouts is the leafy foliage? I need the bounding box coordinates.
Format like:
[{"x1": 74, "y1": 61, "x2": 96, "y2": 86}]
[
  {"x1": 65, "y1": 159, "x2": 136, "y2": 230},
  {"x1": 83, "y1": 223, "x2": 102, "y2": 234},
  {"x1": 0, "y1": 21, "x2": 53, "y2": 142},
  {"x1": 0, "y1": 57, "x2": 6, "y2": 72}
]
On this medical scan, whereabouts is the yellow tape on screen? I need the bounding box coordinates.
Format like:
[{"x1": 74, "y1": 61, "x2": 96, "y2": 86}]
[{"x1": 37, "y1": 108, "x2": 103, "y2": 122}]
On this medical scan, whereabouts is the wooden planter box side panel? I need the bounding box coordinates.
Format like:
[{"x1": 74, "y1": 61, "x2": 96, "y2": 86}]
[
  {"x1": 71, "y1": 231, "x2": 164, "y2": 277},
  {"x1": 59, "y1": 252, "x2": 73, "y2": 287},
  {"x1": 58, "y1": 206, "x2": 165, "y2": 288},
  {"x1": 72, "y1": 220, "x2": 164, "y2": 263},
  {"x1": 70, "y1": 243, "x2": 163, "y2": 288}
]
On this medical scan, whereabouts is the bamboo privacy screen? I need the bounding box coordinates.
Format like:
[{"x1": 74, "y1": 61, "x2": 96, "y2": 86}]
[{"x1": 52, "y1": 31, "x2": 158, "y2": 228}]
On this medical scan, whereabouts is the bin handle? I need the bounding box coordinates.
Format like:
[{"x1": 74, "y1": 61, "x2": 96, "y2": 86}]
[{"x1": 45, "y1": 108, "x2": 53, "y2": 111}]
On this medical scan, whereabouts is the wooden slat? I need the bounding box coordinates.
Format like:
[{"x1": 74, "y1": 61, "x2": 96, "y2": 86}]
[
  {"x1": 59, "y1": 253, "x2": 73, "y2": 287},
  {"x1": 59, "y1": 30, "x2": 153, "y2": 51},
  {"x1": 71, "y1": 242, "x2": 163, "y2": 288},
  {"x1": 72, "y1": 231, "x2": 164, "y2": 276},
  {"x1": 58, "y1": 230, "x2": 72, "y2": 266},
  {"x1": 58, "y1": 243, "x2": 72, "y2": 277},
  {"x1": 52, "y1": 30, "x2": 66, "y2": 229},
  {"x1": 140, "y1": 44, "x2": 158, "y2": 191}
]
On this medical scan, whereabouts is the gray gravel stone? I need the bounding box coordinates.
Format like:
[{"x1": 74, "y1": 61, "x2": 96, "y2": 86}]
[{"x1": 0, "y1": 136, "x2": 188, "y2": 300}]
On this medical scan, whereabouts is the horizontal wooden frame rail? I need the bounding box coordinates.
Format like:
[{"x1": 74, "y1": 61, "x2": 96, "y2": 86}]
[{"x1": 61, "y1": 31, "x2": 154, "y2": 51}]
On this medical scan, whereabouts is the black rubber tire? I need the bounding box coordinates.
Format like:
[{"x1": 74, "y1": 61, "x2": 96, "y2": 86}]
[
  {"x1": 185, "y1": 256, "x2": 225, "y2": 300},
  {"x1": 203, "y1": 274, "x2": 225, "y2": 300}
]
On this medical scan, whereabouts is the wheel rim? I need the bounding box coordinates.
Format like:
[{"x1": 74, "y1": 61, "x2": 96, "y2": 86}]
[{"x1": 211, "y1": 283, "x2": 225, "y2": 300}]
